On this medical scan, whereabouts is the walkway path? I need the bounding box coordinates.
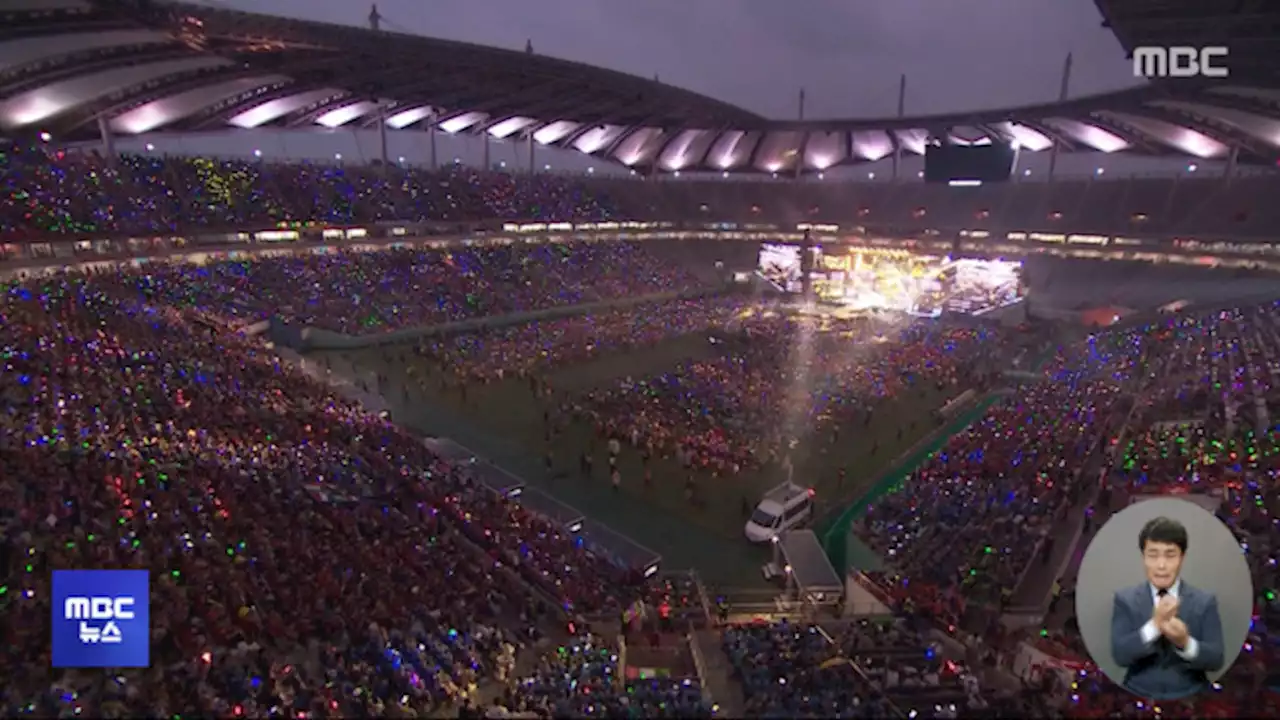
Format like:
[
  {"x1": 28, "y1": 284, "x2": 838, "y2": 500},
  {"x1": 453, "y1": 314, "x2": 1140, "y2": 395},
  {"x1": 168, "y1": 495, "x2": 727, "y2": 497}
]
[{"x1": 691, "y1": 630, "x2": 746, "y2": 717}]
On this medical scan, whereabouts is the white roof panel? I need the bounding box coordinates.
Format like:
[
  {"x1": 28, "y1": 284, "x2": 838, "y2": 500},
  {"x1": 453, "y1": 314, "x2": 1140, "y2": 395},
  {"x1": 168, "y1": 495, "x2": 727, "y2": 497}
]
[
  {"x1": 488, "y1": 116, "x2": 536, "y2": 140},
  {"x1": 385, "y1": 105, "x2": 431, "y2": 129},
  {"x1": 892, "y1": 129, "x2": 928, "y2": 155},
  {"x1": 227, "y1": 88, "x2": 341, "y2": 129},
  {"x1": 657, "y1": 128, "x2": 707, "y2": 170},
  {"x1": 572, "y1": 123, "x2": 624, "y2": 154},
  {"x1": 851, "y1": 130, "x2": 894, "y2": 161},
  {"x1": 754, "y1": 131, "x2": 803, "y2": 172},
  {"x1": 1042, "y1": 118, "x2": 1129, "y2": 153},
  {"x1": 1150, "y1": 101, "x2": 1280, "y2": 148},
  {"x1": 1096, "y1": 111, "x2": 1228, "y2": 159},
  {"x1": 707, "y1": 130, "x2": 746, "y2": 169},
  {"x1": 316, "y1": 101, "x2": 377, "y2": 128},
  {"x1": 110, "y1": 75, "x2": 288, "y2": 134},
  {"x1": 532, "y1": 120, "x2": 577, "y2": 145},
  {"x1": 0, "y1": 56, "x2": 229, "y2": 129},
  {"x1": 438, "y1": 111, "x2": 486, "y2": 134},
  {"x1": 803, "y1": 131, "x2": 846, "y2": 169}
]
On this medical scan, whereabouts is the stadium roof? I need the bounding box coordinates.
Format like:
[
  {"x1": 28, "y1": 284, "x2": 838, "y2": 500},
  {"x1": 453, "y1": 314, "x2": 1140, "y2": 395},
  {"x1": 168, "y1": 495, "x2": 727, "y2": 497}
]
[
  {"x1": 4, "y1": 0, "x2": 1280, "y2": 174},
  {"x1": 1092, "y1": 0, "x2": 1280, "y2": 79}
]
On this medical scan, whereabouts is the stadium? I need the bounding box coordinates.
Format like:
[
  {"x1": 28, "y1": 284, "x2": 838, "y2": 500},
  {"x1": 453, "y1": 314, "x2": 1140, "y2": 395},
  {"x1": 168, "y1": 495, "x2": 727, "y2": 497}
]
[{"x1": 3, "y1": 0, "x2": 1280, "y2": 716}]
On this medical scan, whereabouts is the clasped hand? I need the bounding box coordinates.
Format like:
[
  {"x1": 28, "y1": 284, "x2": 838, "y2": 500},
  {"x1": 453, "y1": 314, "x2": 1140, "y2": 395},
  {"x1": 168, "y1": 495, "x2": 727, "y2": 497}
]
[{"x1": 1152, "y1": 595, "x2": 1190, "y2": 648}]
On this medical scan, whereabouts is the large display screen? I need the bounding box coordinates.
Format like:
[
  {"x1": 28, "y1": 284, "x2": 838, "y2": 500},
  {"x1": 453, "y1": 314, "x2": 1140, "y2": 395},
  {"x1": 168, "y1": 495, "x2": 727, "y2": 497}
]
[
  {"x1": 924, "y1": 143, "x2": 1017, "y2": 184},
  {"x1": 757, "y1": 243, "x2": 806, "y2": 293},
  {"x1": 948, "y1": 258, "x2": 1023, "y2": 313},
  {"x1": 758, "y1": 244, "x2": 1024, "y2": 317}
]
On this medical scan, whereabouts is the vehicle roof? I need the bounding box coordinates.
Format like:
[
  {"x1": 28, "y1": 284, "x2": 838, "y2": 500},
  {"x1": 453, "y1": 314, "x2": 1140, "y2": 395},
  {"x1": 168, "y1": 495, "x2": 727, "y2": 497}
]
[
  {"x1": 762, "y1": 482, "x2": 809, "y2": 507},
  {"x1": 756, "y1": 499, "x2": 786, "y2": 515}
]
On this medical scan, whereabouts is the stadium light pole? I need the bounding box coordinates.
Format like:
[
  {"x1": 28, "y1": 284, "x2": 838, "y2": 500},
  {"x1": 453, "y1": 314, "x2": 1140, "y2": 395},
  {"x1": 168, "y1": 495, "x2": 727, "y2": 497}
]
[
  {"x1": 794, "y1": 87, "x2": 805, "y2": 181},
  {"x1": 428, "y1": 111, "x2": 438, "y2": 170},
  {"x1": 1047, "y1": 52, "x2": 1072, "y2": 181},
  {"x1": 368, "y1": 5, "x2": 390, "y2": 171},
  {"x1": 375, "y1": 100, "x2": 389, "y2": 170},
  {"x1": 528, "y1": 129, "x2": 536, "y2": 174},
  {"x1": 96, "y1": 116, "x2": 115, "y2": 164},
  {"x1": 892, "y1": 74, "x2": 905, "y2": 181}
]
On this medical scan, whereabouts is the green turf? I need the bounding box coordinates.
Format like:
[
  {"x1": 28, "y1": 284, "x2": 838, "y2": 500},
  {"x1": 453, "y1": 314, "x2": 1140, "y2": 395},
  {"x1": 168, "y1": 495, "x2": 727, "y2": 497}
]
[{"x1": 332, "y1": 332, "x2": 950, "y2": 588}]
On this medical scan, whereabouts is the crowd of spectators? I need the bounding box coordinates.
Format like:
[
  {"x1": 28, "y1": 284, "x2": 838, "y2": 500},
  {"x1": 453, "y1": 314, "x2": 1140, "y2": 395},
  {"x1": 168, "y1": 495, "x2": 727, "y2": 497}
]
[
  {"x1": 0, "y1": 269, "x2": 704, "y2": 717},
  {"x1": 86, "y1": 241, "x2": 708, "y2": 335},
  {"x1": 10, "y1": 144, "x2": 1280, "y2": 242},
  {"x1": 721, "y1": 618, "x2": 1038, "y2": 718},
  {"x1": 562, "y1": 314, "x2": 1002, "y2": 477},
  {"x1": 839, "y1": 305, "x2": 1280, "y2": 719},
  {"x1": 10, "y1": 136, "x2": 1280, "y2": 718},
  {"x1": 858, "y1": 378, "x2": 1123, "y2": 623},
  {"x1": 486, "y1": 631, "x2": 711, "y2": 718},
  {"x1": 0, "y1": 145, "x2": 616, "y2": 238},
  {"x1": 855, "y1": 311, "x2": 1227, "y2": 631},
  {"x1": 417, "y1": 297, "x2": 755, "y2": 382},
  {"x1": 1027, "y1": 307, "x2": 1280, "y2": 718}
]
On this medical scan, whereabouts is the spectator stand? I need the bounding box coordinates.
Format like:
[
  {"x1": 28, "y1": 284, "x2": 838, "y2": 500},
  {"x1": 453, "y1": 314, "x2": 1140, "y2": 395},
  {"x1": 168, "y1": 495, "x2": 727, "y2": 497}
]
[
  {"x1": 817, "y1": 640, "x2": 907, "y2": 720},
  {"x1": 722, "y1": 619, "x2": 906, "y2": 718},
  {"x1": 766, "y1": 530, "x2": 845, "y2": 616}
]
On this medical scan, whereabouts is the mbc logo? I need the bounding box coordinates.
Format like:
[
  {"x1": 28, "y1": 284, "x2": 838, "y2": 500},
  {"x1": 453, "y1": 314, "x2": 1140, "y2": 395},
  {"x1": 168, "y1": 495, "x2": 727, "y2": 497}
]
[
  {"x1": 64, "y1": 596, "x2": 135, "y2": 643},
  {"x1": 1133, "y1": 47, "x2": 1229, "y2": 78},
  {"x1": 52, "y1": 570, "x2": 150, "y2": 668}
]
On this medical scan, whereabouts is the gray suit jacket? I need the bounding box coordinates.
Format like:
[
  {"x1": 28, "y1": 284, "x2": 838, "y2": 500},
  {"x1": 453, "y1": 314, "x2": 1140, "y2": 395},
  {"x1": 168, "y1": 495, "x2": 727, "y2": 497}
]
[{"x1": 1110, "y1": 581, "x2": 1225, "y2": 700}]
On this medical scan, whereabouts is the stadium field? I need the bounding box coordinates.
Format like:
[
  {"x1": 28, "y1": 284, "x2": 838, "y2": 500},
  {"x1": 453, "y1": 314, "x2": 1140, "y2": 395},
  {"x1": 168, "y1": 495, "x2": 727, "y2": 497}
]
[{"x1": 336, "y1": 332, "x2": 949, "y2": 587}]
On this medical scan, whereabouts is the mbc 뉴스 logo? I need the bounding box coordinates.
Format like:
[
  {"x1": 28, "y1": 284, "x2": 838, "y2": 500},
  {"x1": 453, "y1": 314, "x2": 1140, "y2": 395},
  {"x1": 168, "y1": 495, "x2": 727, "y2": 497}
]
[
  {"x1": 65, "y1": 596, "x2": 134, "y2": 643},
  {"x1": 52, "y1": 570, "x2": 150, "y2": 668}
]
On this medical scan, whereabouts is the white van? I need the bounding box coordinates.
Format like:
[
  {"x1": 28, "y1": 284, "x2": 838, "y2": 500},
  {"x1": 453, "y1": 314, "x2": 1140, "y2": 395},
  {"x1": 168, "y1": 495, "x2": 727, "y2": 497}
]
[{"x1": 744, "y1": 482, "x2": 815, "y2": 543}]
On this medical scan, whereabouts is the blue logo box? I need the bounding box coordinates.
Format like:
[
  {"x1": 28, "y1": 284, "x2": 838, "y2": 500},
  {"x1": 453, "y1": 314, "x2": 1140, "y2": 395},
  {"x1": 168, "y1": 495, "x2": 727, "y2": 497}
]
[{"x1": 51, "y1": 570, "x2": 150, "y2": 668}]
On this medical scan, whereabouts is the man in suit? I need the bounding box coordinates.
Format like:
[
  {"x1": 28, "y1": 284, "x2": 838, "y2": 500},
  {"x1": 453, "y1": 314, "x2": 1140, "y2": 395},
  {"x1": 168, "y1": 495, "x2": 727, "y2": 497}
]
[{"x1": 1110, "y1": 516, "x2": 1225, "y2": 699}]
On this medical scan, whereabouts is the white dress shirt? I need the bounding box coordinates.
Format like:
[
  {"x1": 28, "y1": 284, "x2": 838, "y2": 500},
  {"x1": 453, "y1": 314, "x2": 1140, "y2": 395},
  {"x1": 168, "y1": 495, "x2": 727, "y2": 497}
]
[{"x1": 1138, "y1": 579, "x2": 1200, "y2": 660}]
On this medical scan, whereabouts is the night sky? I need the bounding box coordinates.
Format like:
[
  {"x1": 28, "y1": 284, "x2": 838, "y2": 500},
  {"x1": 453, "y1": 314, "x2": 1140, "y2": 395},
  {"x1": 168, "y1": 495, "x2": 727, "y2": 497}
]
[{"x1": 129, "y1": 0, "x2": 1205, "y2": 177}]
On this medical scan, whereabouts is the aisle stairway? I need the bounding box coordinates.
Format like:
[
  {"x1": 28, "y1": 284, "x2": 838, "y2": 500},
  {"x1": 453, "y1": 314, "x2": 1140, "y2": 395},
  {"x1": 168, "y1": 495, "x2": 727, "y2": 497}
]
[{"x1": 692, "y1": 629, "x2": 746, "y2": 717}]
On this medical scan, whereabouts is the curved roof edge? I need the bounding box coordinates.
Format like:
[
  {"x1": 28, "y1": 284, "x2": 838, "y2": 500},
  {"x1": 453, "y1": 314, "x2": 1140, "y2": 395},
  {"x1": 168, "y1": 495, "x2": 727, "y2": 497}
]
[{"x1": 1, "y1": 0, "x2": 1278, "y2": 174}]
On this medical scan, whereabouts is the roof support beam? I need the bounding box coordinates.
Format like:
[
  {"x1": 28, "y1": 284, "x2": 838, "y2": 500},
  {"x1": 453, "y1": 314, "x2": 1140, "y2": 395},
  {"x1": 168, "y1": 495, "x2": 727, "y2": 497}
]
[
  {"x1": 0, "y1": 44, "x2": 195, "y2": 99},
  {"x1": 1187, "y1": 89, "x2": 1280, "y2": 118},
  {"x1": 284, "y1": 91, "x2": 368, "y2": 128},
  {"x1": 1014, "y1": 118, "x2": 1077, "y2": 152},
  {"x1": 596, "y1": 124, "x2": 648, "y2": 164},
  {"x1": 182, "y1": 79, "x2": 295, "y2": 130},
  {"x1": 745, "y1": 133, "x2": 769, "y2": 173},
  {"x1": 49, "y1": 65, "x2": 271, "y2": 136},
  {"x1": 688, "y1": 126, "x2": 730, "y2": 170},
  {"x1": 549, "y1": 97, "x2": 655, "y2": 149},
  {"x1": 443, "y1": 81, "x2": 571, "y2": 131},
  {"x1": 1137, "y1": 105, "x2": 1277, "y2": 164},
  {"x1": 278, "y1": 89, "x2": 351, "y2": 128},
  {"x1": 1083, "y1": 114, "x2": 1162, "y2": 155}
]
